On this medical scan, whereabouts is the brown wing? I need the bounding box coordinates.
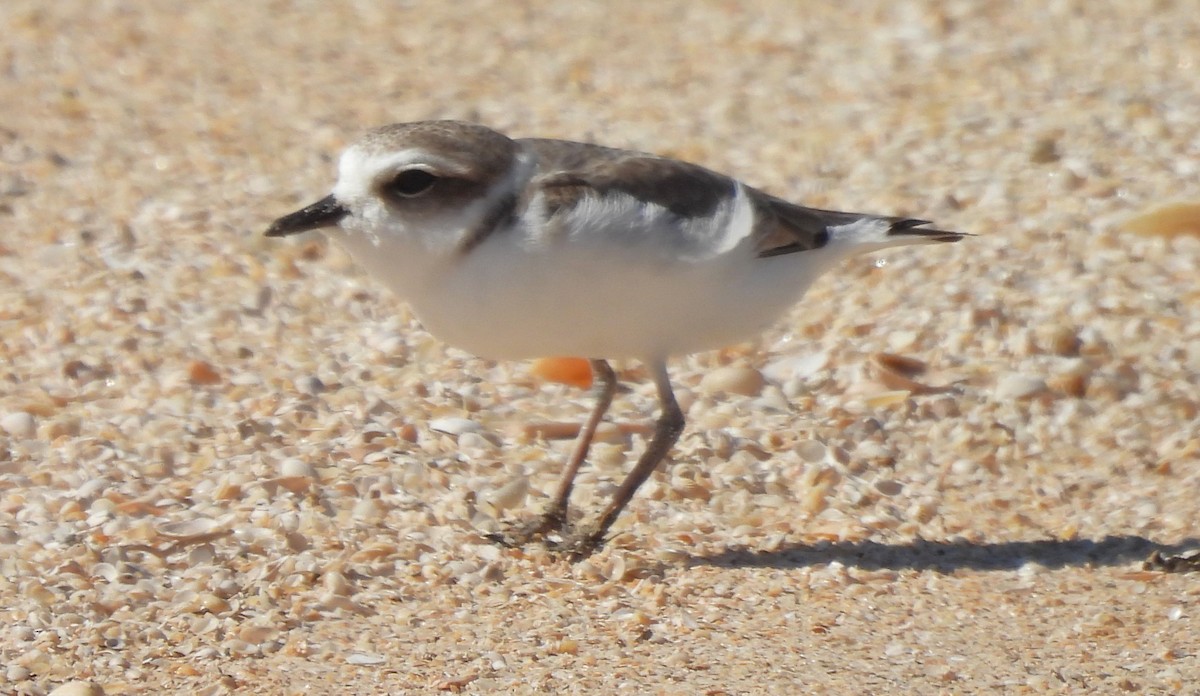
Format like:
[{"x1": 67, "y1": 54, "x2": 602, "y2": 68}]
[
  {"x1": 748, "y1": 193, "x2": 844, "y2": 257},
  {"x1": 520, "y1": 138, "x2": 737, "y2": 219},
  {"x1": 518, "y1": 138, "x2": 962, "y2": 257}
]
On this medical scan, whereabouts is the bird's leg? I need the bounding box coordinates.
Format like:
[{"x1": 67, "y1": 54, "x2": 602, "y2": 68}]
[
  {"x1": 559, "y1": 359, "x2": 684, "y2": 560},
  {"x1": 541, "y1": 359, "x2": 618, "y2": 527},
  {"x1": 488, "y1": 359, "x2": 617, "y2": 547}
]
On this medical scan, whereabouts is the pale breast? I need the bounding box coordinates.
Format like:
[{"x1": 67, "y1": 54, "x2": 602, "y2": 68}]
[{"x1": 405, "y1": 211, "x2": 837, "y2": 360}]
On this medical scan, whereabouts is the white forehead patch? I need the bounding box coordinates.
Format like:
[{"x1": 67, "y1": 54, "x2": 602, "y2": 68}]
[{"x1": 333, "y1": 147, "x2": 429, "y2": 203}]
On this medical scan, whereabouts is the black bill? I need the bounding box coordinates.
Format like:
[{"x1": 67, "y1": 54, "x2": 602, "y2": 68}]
[{"x1": 265, "y1": 194, "x2": 348, "y2": 237}]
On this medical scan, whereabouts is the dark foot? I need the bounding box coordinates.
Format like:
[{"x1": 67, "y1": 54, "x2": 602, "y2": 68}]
[
  {"x1": 551, "y1": 523, "x2": 609, "y2": 561},
  {"x1": 485, "y1": 505, "x2": 567, "y2": 548}
]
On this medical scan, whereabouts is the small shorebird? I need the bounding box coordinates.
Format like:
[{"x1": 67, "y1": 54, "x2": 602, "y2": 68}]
[{"x1": 266, "y1": 120, "x2": 963, "y2": 558}]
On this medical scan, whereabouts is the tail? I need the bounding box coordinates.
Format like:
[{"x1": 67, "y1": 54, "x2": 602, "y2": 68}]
[
  {"x1": 883, "y1": 217, "x2": 966, "y2": 243},
  {"x1": 754, "y1": 194, "x2": 967, "y2": 258},
  {"x1": 820, "y1": 213, "x2": 967, "y2": 256}
]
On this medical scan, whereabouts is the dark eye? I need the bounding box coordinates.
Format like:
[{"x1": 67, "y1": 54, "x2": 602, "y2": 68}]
[{"x1": 384, "y1": 169, "x2": 438, "y2": 198}]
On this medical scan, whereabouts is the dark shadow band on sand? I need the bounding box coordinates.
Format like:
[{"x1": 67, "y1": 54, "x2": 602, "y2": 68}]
[{"x1": 690, "y1": 535, "x2": 1200, "y2": 572}]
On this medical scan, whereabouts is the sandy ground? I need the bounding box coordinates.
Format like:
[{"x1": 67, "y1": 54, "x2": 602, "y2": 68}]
[{"x1": 2, "y1": 1, "x2": 1200, "y2": 694}]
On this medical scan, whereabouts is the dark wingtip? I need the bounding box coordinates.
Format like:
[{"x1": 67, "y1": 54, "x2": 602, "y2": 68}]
[
  {"x1": 265, "y1": 194, "x2": 348, "y2": 237},
  {"x1": 887, "y1": 218, "x2": 971, "y2": 243}
]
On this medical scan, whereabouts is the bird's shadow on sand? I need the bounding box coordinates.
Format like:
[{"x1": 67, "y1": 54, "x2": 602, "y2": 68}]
[{"x1": 690, "y1": 535, "x2": 1200, "y2": 572}]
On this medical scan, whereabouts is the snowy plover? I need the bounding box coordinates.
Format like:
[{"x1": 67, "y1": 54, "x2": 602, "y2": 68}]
[{"x1": 266, "y1": 120, "x2": 963, "y2": 558}]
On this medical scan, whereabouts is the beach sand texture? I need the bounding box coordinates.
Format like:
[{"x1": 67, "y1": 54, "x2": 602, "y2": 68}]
[{"x1": 1, "y1": 2, "x2": 1199, "y2": 693}]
